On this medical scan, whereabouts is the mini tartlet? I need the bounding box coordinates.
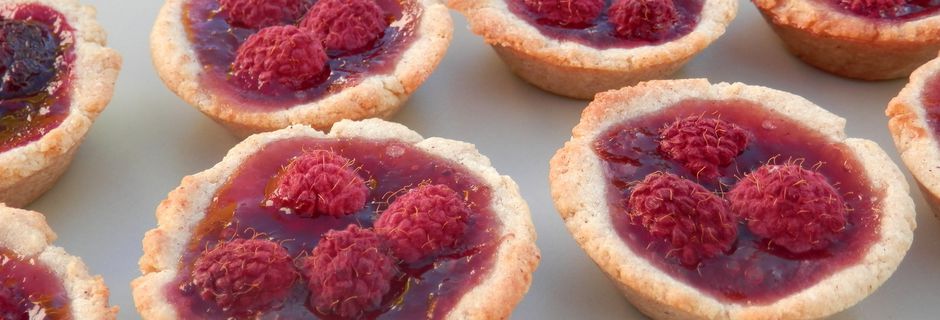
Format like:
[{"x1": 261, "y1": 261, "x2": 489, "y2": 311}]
[
  {"x1": 0, "y1": 204, "x2": 118, "y2": 319},
  {"x1": 132, "y1": 119, "x2": 539, "y2": 319},
  {"x1": 887, "y1": 53, "x2": 940, "y2": 216},
  {"x1": 448, "y1": 0, "x2": 736, "y2": 99},
  {"x1": 550, "y1": 79, "x2": 914, "y2": 319},
  {"x1": 151, "y1": 0, "x2": 453, "y2": 137},
  {"x1": 0, "y1": 0, "x2": 121, "y2": 207},
  {"x1": 753, "y1": 0, "x2": 940, "y2": 80}
]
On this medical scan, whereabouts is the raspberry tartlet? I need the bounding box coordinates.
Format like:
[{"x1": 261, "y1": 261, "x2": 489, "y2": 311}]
[
  {"x1": 887, "y1": 53, "x2": 940, "y2": 216},
  {"x1": 448, "y1": 0, "x2": 736, "y2": 99},
  {"x1": 0, "y1": 0, "x2": 121, "y2": 207},
  {"x1": 550, "y1": 79, "x2": 915, "y2": 319},
  {"x1": 0, "y1": 204, "x2": 118, "y2": 319},
  {"x1": 753, "y1": 0, "x2": 940, "y2": 80},
  {"x1": 151, "y1": 0, "x2": 453, "y2": 136},
  {"x1": 131, "y1": 119, "x2": 540, "y2": 318}
]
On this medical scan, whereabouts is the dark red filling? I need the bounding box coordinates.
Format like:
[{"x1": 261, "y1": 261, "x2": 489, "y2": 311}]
[
  {"x1": 594, "y1": 99, "x2": 881, "y2": 304},
  {"x1": 921, "y1": 72, "x2": 940, "y2": 135},
  {"x1": 183, "y1": 0, "x2": 418, "y2": 111},
  {"x1": 507, "y1": 0, "x2": 703, "y2": 49},
  {"x1": 166, "y1": 137, "x2": 501, "y2": 319},
  {"x1": 823, "y1": 0, "x2": 940, "y2": 20},
  {"x1": 0, "y1": 5, "x2": 74, "y2": 153},
  {"x1": 0, "y1": 249, "x2": 71, "y2": 319}
]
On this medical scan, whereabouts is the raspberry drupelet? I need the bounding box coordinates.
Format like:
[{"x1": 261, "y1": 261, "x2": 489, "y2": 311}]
[
  {"x1": 232, "y1": 25, "x2": 329, "y2": 92},
  {"x1": 728, "y1": 163, "x2": 848, "y2": 253},
  {"x1": 191, "y1": 239, "x2": 297, "y2": 316},
  {"x1": 523, "y1": 0, "x2": 605, "y2": 27},
  {"x1": 608, "y1": 0, "x2": 681, "y2": 41},
  {"x1": 374, "y1": 184, "x2": 471, "y2": 263},
  {"x1": 219, "y1": 0, "x2": 309, "y2": 29},
  {"x1": 300, "y1": 0, "x2": 389, "y2": 52},
  {"x1": 267, "y1": 150, "x2": 369, "y2": 218},
  {"x1": 658, "y1": 116, "x2": 750, "y2": 180},
  {"x1": 628, "y1": 172, "x2": 738, "y2": 267},
  {"x1": 302, "y1": 225, "x2": 399, "y2": 318}
]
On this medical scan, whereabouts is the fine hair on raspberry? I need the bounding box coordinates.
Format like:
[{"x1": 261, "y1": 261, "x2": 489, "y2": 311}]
[
  {"x1": 608, "y1": 0, "x2": 681, "y2": 41},
  {"x1": 374, "y1": 184, "x2": 472, "y2": 263},
  {"x1": 523, "y1": 0, "x2": 605, "y2": 27},
  {"x1": 658, "y1": 115, "x2": 750, "y2": 180},
  {"x1": 628, "y1": 172, "x2": 738, "y2": 267},
  {"x1": 268, "y1": 149, "x2": 370, "y2": 218},
  {"x1": 232, "y1": 25, "x2": 329, "y2": 92},
  {"x1": 300, "y1": 0, "x2": 389, "y2": 52}
]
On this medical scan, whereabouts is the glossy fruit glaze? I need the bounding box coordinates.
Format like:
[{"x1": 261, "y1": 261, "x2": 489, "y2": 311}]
[
  {"x1": 183, "y1": 0, "x2": 418, "y2": 110},
  {"x1": 594, "y1": 99, "x2": 881, "y2": 304},
  {"x1": 506, "y1": 0, "x2": 704, "y2": 49},
  {"x1": 166, "y1": 137, "x2": 502, "y2": 319},
  {"x1": 921, "y1": 71, "x2": 940, "y2": 135},
  {"x1": 823, "y1": 0, "x2": 940, "y2": 20},
  {"x1": 0, "y1": 4, "x2": 75, "y2": 153},
  {"x1": 0, "y1": 249, "x2": 71, "y2": 319}
]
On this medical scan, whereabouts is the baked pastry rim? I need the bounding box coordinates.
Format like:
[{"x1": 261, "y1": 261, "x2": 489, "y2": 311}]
[
  {"x1": 149, "y1": 0, "x2": 453, "y2": 134},
  {"x1": 887, "y1": 55, "x2": 940, "y2": 208},
  {"x1": 752, "y1": 0, "x2": 940, "y2": 42},
  {"x1": 549, "y1": 78, "x2": 915, "y2": 319},
  {"x1": 131, "y1": 119, "x2": 541, "y2": 319}
]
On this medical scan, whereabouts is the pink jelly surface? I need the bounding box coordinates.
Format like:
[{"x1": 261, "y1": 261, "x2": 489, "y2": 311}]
[
  {"x1": 183, "y1": 0, "x2": 418, "y2": 111},
  {"x1": 166, "y1": 137, "x2": 502, "y2": 319},
  {"x1": 921, "y1": 72, "x2": 940, "y2": 135},
  {"x1": 816, "y1": 0, "x2": 940, "y2": 20},
  {"x1": 594, "y1": 99, "x2": 881, "y2": 304},
  {"x1": 506, "y1": 0, "x2": 704, "y2": 49},
  {"x1": 0, "y1": 249, "x2": 71, "y2": 319},
  {"x1": 0, "y1": 5, "x2": 75, "y2": 153}
]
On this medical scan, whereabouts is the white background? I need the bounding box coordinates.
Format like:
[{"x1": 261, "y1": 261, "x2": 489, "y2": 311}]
[{"x1": 27, "y1": 0, "x2": 940, "y2": 318}]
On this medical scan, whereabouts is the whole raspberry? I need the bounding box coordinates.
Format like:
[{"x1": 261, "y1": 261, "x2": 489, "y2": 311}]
[
  {"x1": 728, "y1": 164, "x2": 848, "y2": 253},
  {"x1": 268, "y1": 150, "x2": 369, "y2": 218},
  {"x1": 0, "y1": 20, "x2": 59, "y2": 100},
  {"x1": 838, "y1": 0, "x2": 906, "y2": 18},
  {"x1": 628, "y1": 172, "x2": 738, "y2": 267},
  {"x1": 659, "y1": 116, "x2": 750, "y2": 180},
  {"x1": 608, "y1": 0, "x2": 680, "y2": 41},
  {"x1": 219, "y1": 0, "x2": 309, "y2": 29},
  {"x1": 302, "y1": 225, "x2": 399, "y2": 318},
  {"x1": 0, "y1": 285, "x2": 30, "y2": 320},
  {"x1": 191, "y1": 239, "x2": 297, "y2": 316},
  {"x1": 374, "y1": 184, "x2": 471, "y2": 263},
  {"x1": 300, "y1": 0, "x2": 388, "y2": 52},
  {"x1": 523, "y1": 0, "x2": 605, "y2": 27},
  {"x1": 232, "y1": 25, "x2": 329, "y2": 91}
]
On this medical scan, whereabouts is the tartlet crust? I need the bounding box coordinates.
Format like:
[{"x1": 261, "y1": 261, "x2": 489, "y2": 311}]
[
  {"x1": 448, "y1": 0, "x2": 736, "y2": 99},
  {"x1": 549, "y1": 79, "x2": 916, "y2": 319},
  {"x1": 752, "y1": 0, "x2": 940, "y2": 80},
  {"x1": 0, "y1": 204, "x2": 118, "y2": 319},
  {"x1": 150, "y1": 0, "x2": 453, "y2": 137},
  {"x1": 132, "y1": 119, "x2": 540, "y2": 319},
  {"x1": 887, "y1": 54, "x2": 940, "y2": 217},
  {"x1": 0, "y1": 0, "x2": 121, "y2": 208}
]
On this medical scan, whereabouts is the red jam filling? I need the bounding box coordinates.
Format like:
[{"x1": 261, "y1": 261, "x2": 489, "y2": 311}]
[
  {"x1": 507, "y1": 0, "x2": 704, "y2": 49},
  {"x1": 0, "y1": 249, "x2": 71, "y2": 319},
  {"x1": 183, "y1": 0, "x2": 419, "y2": 111},
  {"x1": 0, "y1": 5, "x2": 75, "y2": 153},
  {"x1": 166, "y1": 137, "x2": 501, "y2": 319},
  {"x1": 921, "y1": 72, "x2": 940, "y2": 136},
  {"x1": 595, "y1": 99, "x2": 881, "y2": 304},
  {"x1": 822, "y1": 0, "x2": 940, "y2": 20}
]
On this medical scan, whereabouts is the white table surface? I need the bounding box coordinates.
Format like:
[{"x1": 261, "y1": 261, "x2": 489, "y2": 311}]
[{"x1": 26, "y1": 0, "x2": 940, "y2": 318}]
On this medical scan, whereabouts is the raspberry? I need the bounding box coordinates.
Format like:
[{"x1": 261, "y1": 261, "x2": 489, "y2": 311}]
[
  {"x1": 0, "y1": 20, "x2": 59, "y2": 100},
  {"x1": 608, "y1": 0, "x2": 680, "y2": 41},
  {"x1": 374, "y1": 184, "x2": 471, "y2": 263},
  {"x1": 523, "y1": 0, "x2": 605, "y2": 27},
  {"x1": 191, "y1": 239, "x2": 297, "y2": 316},
  {"x1": 728, "y1": 164, "x2": 848, "y2": 253},
  {"x1": 232, "y1": 25, "x2": 329, "y2": 91},
  {"x1": 838, "y1": 0, "x2": 906, "y2": 18},
  {"x1": 659, "y1": 116, "x2": 750, "y2": 180},
  {"x1": 0, "y1": 285, "x2": 29, "y2": 320},
  {"x1": 268, "y1": 150, "x2": 369, "y2": 218},
  {"x1": 628, "y1": 172, "x2": 738, "y2": 267},
  {"x1": 300, "y1": 0, "x2": 388, "y2": 52},
  {"x1": 219, "y1": 0, "x2": 309, "y2": 29},
  {"x1": 302, "y1": 225, "x2": 398, "y2": 318}
]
